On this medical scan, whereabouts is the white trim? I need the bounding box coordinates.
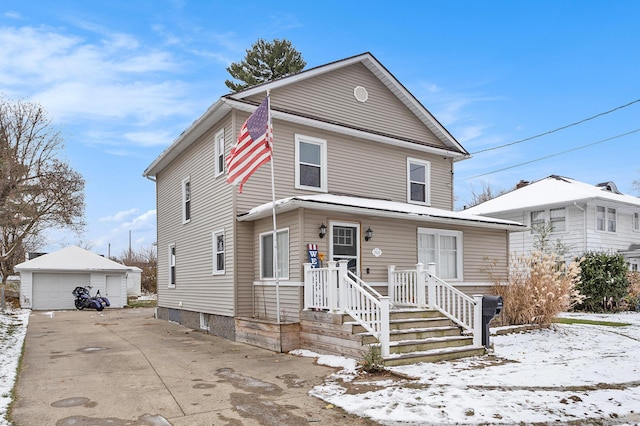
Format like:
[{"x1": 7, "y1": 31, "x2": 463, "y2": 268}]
[
  {"x1": 199, "y1": 313, "x2": 210, "y2": 331},
  {"x1": 259, "y1": 228, "x2": 290, "y2": 280},
  {"x1": 294, "y1": 134, "x2": 327, "y2": 192},
  {"x1": 168, "y1": 243, "x2": 176, "y2": 288},
  {"x1": 181, "y1": 176, "x2": 191, "y2": 224},
  {"x1": 212, "y1": 228, "x2": 225, "y2": 275},
  {"x1": 595, "y1": 205, "x2": 617, "y2": 233},
  {"x1": 330, "y1": 221, "x2": 360, "y2": 274},
  {"x1": 214, "y1": 129, "x2": 225, "y2": 177},
  {"x1": 417, "y1": 227, "x2": 463, "y2": 281},
  {"x1": 407, "y1": 157, "x2": 431, "y2": 205},
  {"x1": 253, "y1": 281, "x2": 302, "y2": 287},
  {"x1": 633, "y1": 212, "x2": 640, "y2": 232}
]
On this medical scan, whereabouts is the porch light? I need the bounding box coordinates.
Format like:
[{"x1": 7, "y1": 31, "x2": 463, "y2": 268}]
[
  {"x1": 364, "y1": 227, "x2": 373, "y2": 241},
  {"x1": 319, "y1": 223, "x2": 327, "y2": 239}
]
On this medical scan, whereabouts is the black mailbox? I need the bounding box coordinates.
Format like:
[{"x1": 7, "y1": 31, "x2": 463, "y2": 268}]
[{"x1": 481, "y1": 295, "x2": 503, "y2": 349}]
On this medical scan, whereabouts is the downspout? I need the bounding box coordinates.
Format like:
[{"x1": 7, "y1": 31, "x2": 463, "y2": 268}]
[{"x1": 574, "y1": 202, "x2": 587, "y2": 253}]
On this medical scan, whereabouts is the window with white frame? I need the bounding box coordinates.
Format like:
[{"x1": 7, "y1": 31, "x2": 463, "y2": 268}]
[
  {"x1": 168, "y1": 244, "x2": 176, "y2": 288},
  {"x1": 407, "y1": 158, "x2": 431, "y2": 204},
  {"x1": 530, "y1": 210, "x2": 545, "y2": 228},
  {"x1": 182, "y1": 177, "x2": 191, "y2": 223},
  {"x1": 260, "y1": 229, "x2": 289, "y2": 280},
  {"x1": 215, "y1": 129, "x2": 225, "y2": 177},
  {"x1": 596, "y1": 206, "x2": 616, "y2": 232},
  {"x1": 212, "y1": 229, "x2": 225, "y2": 275},
  {"x1": 295, "y1": 134, "x2": 327, "y2": 191},
  {"x1": 417, "y1": 228, "x2": 463, "y2": 280},
  {"x1": 549, "y1": 207, "x2": 566, "y2": 232},
  {"x1": 633, "y1": 212, "x2": 639, "y2": 231}
]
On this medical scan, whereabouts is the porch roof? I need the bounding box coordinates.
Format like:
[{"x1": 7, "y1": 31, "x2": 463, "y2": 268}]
[{"x1": 237, "y1": 194, "x2": 526, "y2": 231}]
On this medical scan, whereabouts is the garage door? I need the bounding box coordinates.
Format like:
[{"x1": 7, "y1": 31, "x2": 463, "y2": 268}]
[{"x1": 32, "y1": 273, "x2": 91, "y2": 310}]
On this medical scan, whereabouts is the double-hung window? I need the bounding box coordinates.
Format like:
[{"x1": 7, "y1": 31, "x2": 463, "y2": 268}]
[
  {"x1": 168, "y1": 244, "x2": 176, "y2": 288},
  {"x1": 530, "y1": 210, "x2": 545, "y2": 228},
  {"x1": 417, "y1": 228, "x2": 463, "y2": 280},
  {"x1": 407, "y1": 158, "x2": 431, "y2": 205},
  {"x1": 212, "y1": 229, "x2": 225, "y2": 275},
  {"x1": 295, "y1": 134, "x2": 327, "y2": 191},
  {"x1": 182, "y1": 177, "x2": 191, "y2": 223},
  {"x1": 634, "y1": 212, "x2": 640, "y2": 232},
  {"x1": 549, "y1": 208, "x2": 566, "y2": 232},
  {"x1": 260, "y1": 229, "x2": 289, "y2": 280},
  {"x1": 596, "y1": 206, "x2": 616, "y2": 232},
  {"x1": 215, "y1": 129, "x2": 225, "y2": 177}
]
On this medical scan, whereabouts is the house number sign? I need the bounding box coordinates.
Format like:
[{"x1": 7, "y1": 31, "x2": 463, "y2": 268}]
[{"x1": 372, "y1": 248, "x2": 382, "y2": 257}]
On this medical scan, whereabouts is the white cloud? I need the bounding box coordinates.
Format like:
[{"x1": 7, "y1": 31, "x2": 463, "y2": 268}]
[{"x1": 99, "y1": 208, "x2": 139, "y2": 222}]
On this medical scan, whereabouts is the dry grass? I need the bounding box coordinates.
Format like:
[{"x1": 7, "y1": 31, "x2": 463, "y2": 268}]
[{"x1": 490, "y1": 252, "x2": 584, "y2": 326}]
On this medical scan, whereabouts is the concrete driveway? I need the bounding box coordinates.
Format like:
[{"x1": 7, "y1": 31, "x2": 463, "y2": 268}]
[{"x1": 11, "y1": 308, "x2": 377, "y2": 426}]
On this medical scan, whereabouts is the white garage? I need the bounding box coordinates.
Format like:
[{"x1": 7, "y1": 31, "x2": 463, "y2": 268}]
[{"x1": 15, "y1": 246, "x2": 130, "y2": 310}]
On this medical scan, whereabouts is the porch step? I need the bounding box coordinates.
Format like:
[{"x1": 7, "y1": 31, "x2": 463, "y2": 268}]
[
  {"x1": 350, "y1": 317, "x2": 453, "y2": 334},
  {"x1": 383, "y1": 345, "x2": 486, "y2": 366},
  {"x1": 360, "y1": 325, "x2": 461, "y2": 344},
  {"x1": 389, "y1": 335, "x2": 473, "y2": 354}
]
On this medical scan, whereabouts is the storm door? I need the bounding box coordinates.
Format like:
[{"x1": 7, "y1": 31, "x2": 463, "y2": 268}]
[{"x1": 330, "y1": 222, "x2": 360, "y2": 275}]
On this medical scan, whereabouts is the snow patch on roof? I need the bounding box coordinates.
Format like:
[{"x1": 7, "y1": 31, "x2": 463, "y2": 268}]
[{"x1": 14, "y1": 246, "x2": 129, "y2": 272}]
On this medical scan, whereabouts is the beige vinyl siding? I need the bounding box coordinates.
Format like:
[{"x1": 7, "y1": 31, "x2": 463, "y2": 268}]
[
  {"x1": 252, "y1": 285, "x2": 303, "y2": 322},
  {"x1": 263, "y1": 63, "x2": 446, "y2": 150},
  {"x1": 233, "y1": 116, "x2": 454, "y2": 211},
  {"x1": 156, "y1": 115, "x2": 236, "y2": 317}
]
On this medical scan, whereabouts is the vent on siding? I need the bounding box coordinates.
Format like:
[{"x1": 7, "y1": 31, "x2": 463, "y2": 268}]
[{"x1": 353, "y1": 86, "x2": 368, "y2": 102}]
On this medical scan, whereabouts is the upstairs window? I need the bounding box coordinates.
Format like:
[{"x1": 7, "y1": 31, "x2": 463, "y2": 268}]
[
  {"x1": 212, "y1": 229, "x2": 225, "y2": 275},
  {"x1": 182, "y1": 177, "x2": 191, "y2": 223},
  {"x1": 215, "y1": 129, "x2": 225, "y2": 177},
  {"x1": 295, "y1": 134, "x2": 327, "y2": 191},
  {"x1": 549, "y1": 208, "x2": 566, "y2": 232},
  {"x1": 530, "y1": 210, "x2": 545, "y2": 228},
  {"x1": 407, "y1": 158, "x2": 431, "y2": 205},
  {"x1": 168, "y1": 244, "x2": 176, "y2": 288},
  {"x1": 633, "y1": 212, "x2": 639, "y2": 231},
  {"x1": 596, "y1": 206, "x2": 616, "y2": 232}
]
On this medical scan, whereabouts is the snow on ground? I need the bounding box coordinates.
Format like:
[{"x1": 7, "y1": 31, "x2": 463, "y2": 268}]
[
  {"x1": 0, "y1": 308, "x2": 29, "y2": 426},
  {"x1": 296, "y1": 311, "x2": 640, "y2": 425}
]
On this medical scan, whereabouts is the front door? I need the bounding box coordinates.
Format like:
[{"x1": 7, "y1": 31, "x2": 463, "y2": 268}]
[{"x1": 330, "y1": 222, "x2": 359, "y2": 275}]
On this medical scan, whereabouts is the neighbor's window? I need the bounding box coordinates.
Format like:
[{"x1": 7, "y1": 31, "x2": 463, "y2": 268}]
[
  {"x1": 407, "y1": 158, "x2": 431, "y2": 204},
  {"x1": 633, "y1": 212, "x2": 639, "y2": 231},
  {"x1": 168, "y1": 244, "x2": 176, "y2": 288},
  {"x1": 212, "y1": 229, "x2": 225, "y2": 275},
  {"x1": 596, "y1": 206, "x2": 617, "y2": 232},
  {"x1": 295, "y1": 134, "x2": 327, "y2": 191},
  {"x1": 417, "y1": 228, "x2": 463, "y2": 280},
  {"x1": 549, "y1": 208, "x2": 566, "y2": 232},
  {"x1": 215, "y1": 129, "x2": 225, "y2": 177},
  {"x1": 530, "y1": 210, "x2": 545, "y2": 228},
  {"x1": 182, "y1": 177, "x2": 191, "y2": 223},
  {"x1": 260, "y1": 229, "x2": 289, "y2": 280}
]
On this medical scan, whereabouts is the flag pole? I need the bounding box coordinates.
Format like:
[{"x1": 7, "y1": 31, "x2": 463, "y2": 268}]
[{"x1": 267, "y1": 91, "x2": 280, "y2": 324}]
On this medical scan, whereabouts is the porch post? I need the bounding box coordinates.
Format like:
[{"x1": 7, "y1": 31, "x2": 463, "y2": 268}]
[
  {"x1": 473, "y1": 295, "x2": 483, "y2": 347},
  {"x1": 303, "y1": 263, "x2": 312, "y2": 310},
  {"x1": 327, "y1": 261, "x2": 338, "y2": 312},
  {"x1": 387, "y1": 265, "x2": 395, "y2": 306},
  {"x1": 427, "y1": 262, "x2": 437, "y2": 309},
  {"x1": 416, "y1": 263, "x2": 426, "y2": 307},
  {"x1": 380, "y1": 296, "x2": 390, "y2": 357},
  {"x1": 338, "y1": 261, "x2": 349, "y2": 313}
]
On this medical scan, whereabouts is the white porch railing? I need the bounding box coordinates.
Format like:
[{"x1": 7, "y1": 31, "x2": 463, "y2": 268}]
[
  {"x1": 304, "y1": 261, "x2": 390, "y2": 356},
  {"x1": 389, "y1": 263, "x2": 483, "y2": 347}
]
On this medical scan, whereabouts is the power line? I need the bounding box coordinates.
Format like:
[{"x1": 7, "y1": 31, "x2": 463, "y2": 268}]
[
  {"x1": 465, "y1": 128, "x2": 640, "y2": 180},
  {"x1": 472, "y1": 98, "x2": 640, "y2": 155}
]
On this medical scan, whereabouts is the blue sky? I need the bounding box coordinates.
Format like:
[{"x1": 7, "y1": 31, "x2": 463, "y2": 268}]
[{"x1": 1, "y1": 0, "x2": 639, "y2": 257}]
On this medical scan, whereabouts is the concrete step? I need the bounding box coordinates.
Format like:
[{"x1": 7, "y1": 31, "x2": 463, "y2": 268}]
[{"x1": 383, "y1": 345, "x2": 486, "y2": 366}]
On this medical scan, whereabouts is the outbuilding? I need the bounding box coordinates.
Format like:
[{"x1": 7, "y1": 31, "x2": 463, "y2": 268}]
[{"x1": 15, "y1": 246, "x2": 129, "y2": 310}]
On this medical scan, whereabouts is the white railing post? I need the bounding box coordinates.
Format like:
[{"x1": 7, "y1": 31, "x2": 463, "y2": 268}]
[
  {"x1": 427, "y1": 262, "x2": 437, "y2": 309},
  {"x1": 387, "y1": 265, "x2": 395, "y2": 305},
  {"x1": 380, "y1": 296, "x2": 390, "y2": 357},
  {"x1": 473, "y1": 295, "x2": 483, "y2": 347},
  {"x1": 327, "y1": 261, "x2": 338, "y2": 312},
  {"x1": 338, "y1": 261, "x2": 349, "y2": 312},
  {"x1": 303, "y1": 263, "x2": 312, "y2": 309},
  {"x1": 416, "y1": 263, "x2": 426, "y2": 307}
]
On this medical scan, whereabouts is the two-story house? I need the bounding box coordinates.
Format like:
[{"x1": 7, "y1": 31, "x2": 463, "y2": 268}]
[
  {"x1": 465, "y1": 175, "x2": 640, "y2": 270},
  {"x1": 144, "y1": 53, "x2": 525, "y2": 363}
]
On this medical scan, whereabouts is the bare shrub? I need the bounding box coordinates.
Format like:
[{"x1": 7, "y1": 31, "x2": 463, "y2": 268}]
[
  {"x1": 624, "y1": 271, "x2": 640, "y2": 311},
  {"x1": 490, "y1": 252, "x2": 584, "y2": 326}
]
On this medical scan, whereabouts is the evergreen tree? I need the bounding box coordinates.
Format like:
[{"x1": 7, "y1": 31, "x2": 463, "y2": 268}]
[{"x1": 225, "y1": 39, "x2": 306, "y2": 92}]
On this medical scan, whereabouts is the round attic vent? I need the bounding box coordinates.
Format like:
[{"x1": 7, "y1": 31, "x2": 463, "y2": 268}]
[{"x1": 353, "y1": 86, "x2": 368, "y2": 102}]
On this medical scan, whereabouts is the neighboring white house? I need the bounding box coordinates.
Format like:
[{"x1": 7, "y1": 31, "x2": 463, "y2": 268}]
[
  {"x1": 15, "y1": 246, "x2": 129, "y2": 309},
  {"x1": 126, "y1": 266, "x2": 143, "y2": 296},
  {"x1": 465, "y1": 175, "x2": 640, "y2": 270}
]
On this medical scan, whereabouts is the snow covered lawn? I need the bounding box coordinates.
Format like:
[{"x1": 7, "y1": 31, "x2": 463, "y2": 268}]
[
  {"x1": 0, "y1": 309, "x2": 29, "y2": 426},
  {"x1": 295, "y1": 311, "x2": 640, "y2": 425}
]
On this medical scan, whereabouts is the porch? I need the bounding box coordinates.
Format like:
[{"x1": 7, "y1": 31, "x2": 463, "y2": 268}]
[{"x1": 299, "y1": 262, "x2": 488, "y2": 365}]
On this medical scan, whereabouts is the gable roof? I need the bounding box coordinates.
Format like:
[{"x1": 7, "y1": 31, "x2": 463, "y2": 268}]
[
  {"x1": 238, "y1": 193, "x2": 526, "y2": 231},
  {"x1": 464, "y1": 175, "x2": 640, "y2": 215},
  {"x1": 144, "y1": 52, "x2": 469, "y2": 179},
  {"x1": 14, "y1": 246, "x2": 130, "y2": 272}
]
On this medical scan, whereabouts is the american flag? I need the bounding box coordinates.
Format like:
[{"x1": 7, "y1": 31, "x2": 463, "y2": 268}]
[{"x1": 226, "y1": 96, "x2": 272, "y2": 192}]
